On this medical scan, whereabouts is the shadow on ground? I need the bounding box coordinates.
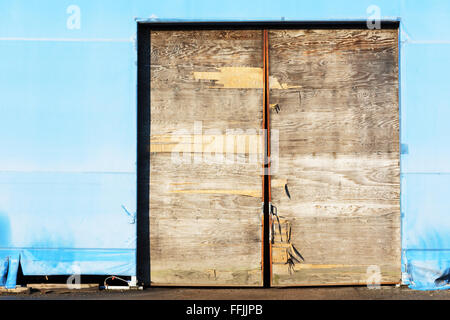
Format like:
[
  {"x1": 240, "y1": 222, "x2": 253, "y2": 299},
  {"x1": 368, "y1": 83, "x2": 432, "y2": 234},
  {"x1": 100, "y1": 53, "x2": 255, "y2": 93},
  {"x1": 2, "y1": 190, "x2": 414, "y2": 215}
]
[{"x1": 1, "y1": 286, "x2": 450, "y2": 300}]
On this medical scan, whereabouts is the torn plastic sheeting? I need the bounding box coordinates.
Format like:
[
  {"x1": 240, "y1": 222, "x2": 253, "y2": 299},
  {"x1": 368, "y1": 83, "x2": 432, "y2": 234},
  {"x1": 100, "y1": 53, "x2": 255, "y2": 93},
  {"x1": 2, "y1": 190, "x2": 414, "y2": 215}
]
[
  {"x1": 0, "y1": 256, "x2": 8, "y2": 286},
  {"x1": 0, "y1": 249, "x2": 135, "y2": 289},
  {"x1": 19, "y1": 248, "x2": 136, "y2": 276},
  {"x1": 0, "y1": 252, "x2": 20, "y2": 289},
  {"x1": 6, "y1": 254, "x2": 19, "y2": 289},
  {"x1": 405, "y1": 250, "x2": 450, "y2": 290}
]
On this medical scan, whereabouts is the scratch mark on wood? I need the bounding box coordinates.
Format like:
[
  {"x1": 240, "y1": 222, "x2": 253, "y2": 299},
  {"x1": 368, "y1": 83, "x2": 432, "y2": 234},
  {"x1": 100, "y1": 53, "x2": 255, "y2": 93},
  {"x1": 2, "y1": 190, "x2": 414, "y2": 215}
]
[
  {"x1": 294, "y1": 264, "x2": 358, "y2": 269},
  {"x1": 150, "y1": 134, "x2": 262, "y2": 154},
  {"x1": 169, "y1": 188, "x2": 261, "y2": 198},
  {"x1": 285, "y1": 184, "x2": 291, "y2": 199},
  {"x1": 269, "y1": 76, "x2": 301, "y2": 90}
]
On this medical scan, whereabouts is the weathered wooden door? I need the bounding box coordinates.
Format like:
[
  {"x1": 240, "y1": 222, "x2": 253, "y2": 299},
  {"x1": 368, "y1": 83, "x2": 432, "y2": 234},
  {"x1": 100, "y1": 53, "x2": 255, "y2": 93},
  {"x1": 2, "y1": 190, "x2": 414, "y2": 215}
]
[
  {"x1": 149, "y1": 30, "x2": 264, "y2": 286},
  {"x1": 268, "y1": 29, "x2": 400, "y2": 286},
  {"x1": 147, "y1": 26, "x2": 400, "y2": 287}
]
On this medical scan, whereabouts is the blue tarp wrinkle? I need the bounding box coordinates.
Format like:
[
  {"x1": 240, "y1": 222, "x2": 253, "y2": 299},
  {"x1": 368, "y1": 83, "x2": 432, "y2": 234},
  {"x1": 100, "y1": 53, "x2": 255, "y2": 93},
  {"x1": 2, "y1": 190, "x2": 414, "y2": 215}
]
[
  {"x1": 408, "y1": 261, "x2": 450, "y2": 290},
  {"x1": 5, "y1": 253, "x2": 19, "y2": 289},
  {"x1": 0, "y1": 256, "x2": 8, "y2": 286}
]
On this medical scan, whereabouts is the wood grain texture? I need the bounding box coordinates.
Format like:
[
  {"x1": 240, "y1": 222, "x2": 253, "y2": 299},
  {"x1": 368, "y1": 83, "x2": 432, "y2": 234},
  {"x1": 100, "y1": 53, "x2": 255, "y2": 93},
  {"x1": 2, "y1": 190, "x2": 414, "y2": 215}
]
[
  {"x1": 150, "y1": 30, "x2": 264, "y2": 286},
  {"x1": 268, "y1": 29, "x2": 400, "y2": 286}
]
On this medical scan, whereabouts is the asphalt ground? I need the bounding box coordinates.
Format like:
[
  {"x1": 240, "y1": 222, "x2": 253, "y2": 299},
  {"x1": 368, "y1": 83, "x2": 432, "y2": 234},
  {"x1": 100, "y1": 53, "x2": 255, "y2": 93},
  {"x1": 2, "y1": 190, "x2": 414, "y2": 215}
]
[{"x1": 1, "y1": 285, "x2": 450, "y2": 300}]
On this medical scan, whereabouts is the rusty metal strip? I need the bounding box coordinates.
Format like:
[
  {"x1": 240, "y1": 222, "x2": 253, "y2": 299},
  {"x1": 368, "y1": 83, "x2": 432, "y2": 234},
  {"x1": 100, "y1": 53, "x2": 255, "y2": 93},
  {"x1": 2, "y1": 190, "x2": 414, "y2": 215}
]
[
  {"x1": 262, "y1": 29, "x2": 273, "y2": 287},
  {"x1": 261, "y1": 30, "x2": 266, "y2": 287}
]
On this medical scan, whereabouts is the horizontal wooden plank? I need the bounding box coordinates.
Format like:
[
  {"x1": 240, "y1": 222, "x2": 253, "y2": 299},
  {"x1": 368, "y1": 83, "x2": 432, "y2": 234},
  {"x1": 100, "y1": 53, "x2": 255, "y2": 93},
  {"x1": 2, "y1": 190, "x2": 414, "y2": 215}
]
[
  {"x1": 273, "y1": 264, "x2": 401, "y2": 286},
  {"x1": 150, "y1": 134, "x2": 263, "y2": 155}
]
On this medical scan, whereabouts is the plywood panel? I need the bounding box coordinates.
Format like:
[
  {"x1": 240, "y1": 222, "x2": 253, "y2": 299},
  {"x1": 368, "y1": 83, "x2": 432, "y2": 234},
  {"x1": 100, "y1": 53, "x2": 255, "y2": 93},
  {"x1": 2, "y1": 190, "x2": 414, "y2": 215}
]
[
  {"x1": 150, "y1": 30, "x2": 264, "y2": 286},
  {"x1": 269, "y1": 29, "x2": 400, "y2": 286}
]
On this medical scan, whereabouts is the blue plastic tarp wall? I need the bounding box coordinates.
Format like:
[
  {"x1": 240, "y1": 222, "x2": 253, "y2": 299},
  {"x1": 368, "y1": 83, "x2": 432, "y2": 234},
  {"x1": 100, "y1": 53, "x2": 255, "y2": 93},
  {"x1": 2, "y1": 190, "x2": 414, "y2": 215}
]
[
  {"x1": 1, "y1": 0, "x2": 450, "y2": 290},
  {"x1": 0, "y1": 0, "x2": 137, "y2": 288}
]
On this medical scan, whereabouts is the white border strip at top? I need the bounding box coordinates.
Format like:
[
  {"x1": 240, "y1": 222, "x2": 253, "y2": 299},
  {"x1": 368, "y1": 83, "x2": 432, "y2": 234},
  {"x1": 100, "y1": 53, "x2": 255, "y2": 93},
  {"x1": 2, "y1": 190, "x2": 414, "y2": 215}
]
[{"x1": 0, "y1": 37, "x2": 132, "y2": 42}]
